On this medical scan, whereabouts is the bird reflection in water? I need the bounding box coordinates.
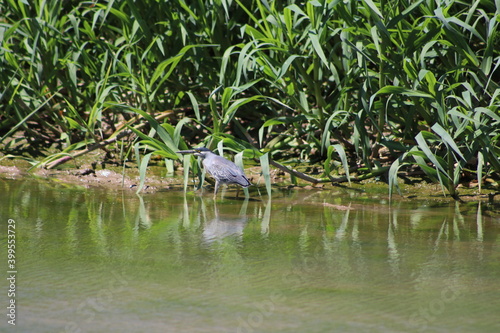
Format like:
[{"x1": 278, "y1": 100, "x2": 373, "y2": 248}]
[{"x1": 200, "y1": 198, "x2": 250, "y2": 244}]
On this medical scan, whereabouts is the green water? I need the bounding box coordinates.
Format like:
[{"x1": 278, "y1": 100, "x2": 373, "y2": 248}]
[{"x1": 1, "y1": 178, "x2": 499, "y2": 333}]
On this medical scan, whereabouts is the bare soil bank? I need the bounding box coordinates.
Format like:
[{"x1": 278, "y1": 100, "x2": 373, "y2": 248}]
[{"x1": 1, "y1": 161, "x2": 498, "y2": 206}]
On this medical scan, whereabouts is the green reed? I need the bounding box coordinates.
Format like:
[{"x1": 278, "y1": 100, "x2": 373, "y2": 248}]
[{"x1": 1, "y1": 0, "x2": 498, "y2": 197}]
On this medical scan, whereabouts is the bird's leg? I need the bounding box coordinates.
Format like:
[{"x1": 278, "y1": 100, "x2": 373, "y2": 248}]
[
  {"x1": 213, "y1": 180, "x2": 220, "y2": 198},
  {"x1": 235, "y1": 186, "x2": 240, "y2": 198}
]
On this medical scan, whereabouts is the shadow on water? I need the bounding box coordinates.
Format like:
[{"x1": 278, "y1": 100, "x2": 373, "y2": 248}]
[{"x1": 0, "y1": 178, "x2": 499, "y2": 333}]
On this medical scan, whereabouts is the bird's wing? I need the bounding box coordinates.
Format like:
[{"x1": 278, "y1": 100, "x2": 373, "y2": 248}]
[
  {"x1": 205, "y1": 159, "x2": 250, "y2": 186},
  {"x1": 206, "y1": 161, "x2": 238, "y2": 178}
]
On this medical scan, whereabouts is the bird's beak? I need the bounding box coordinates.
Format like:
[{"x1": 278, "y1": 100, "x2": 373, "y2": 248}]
[{"x1": 176, "y1": 150, "x2": 197, "y2": 154}]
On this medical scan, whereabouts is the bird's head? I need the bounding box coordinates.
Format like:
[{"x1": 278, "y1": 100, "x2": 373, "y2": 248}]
[
  {"x1": 192, "y1": 147, "x2": 211, "y2": 158},
  {"x1": 176, "y1": 147, "x2": 212, "y2": 159}
]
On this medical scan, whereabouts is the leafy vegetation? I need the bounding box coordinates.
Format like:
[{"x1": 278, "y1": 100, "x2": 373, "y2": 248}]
[{"x1": 1, "y1": 0, "x2": 499, "y2": 197}]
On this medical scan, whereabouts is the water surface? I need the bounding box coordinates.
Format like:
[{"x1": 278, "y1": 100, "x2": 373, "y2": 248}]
[{"x1": 1, "y1": 178, "x2": 499, "y2": 333}]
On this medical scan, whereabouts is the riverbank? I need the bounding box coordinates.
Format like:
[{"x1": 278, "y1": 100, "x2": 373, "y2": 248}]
[{"x1": 1, "y1": 157, "x2": 498, "y2": 205}]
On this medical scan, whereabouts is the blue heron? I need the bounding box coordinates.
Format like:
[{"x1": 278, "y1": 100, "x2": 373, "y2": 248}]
[{"x1": 177, "y1": 147, "x2": 251, "y2": 197}]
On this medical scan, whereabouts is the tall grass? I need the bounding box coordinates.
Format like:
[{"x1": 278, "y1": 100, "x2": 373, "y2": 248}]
[{"x1": 1, "y1": 0, "x2": 499, "y2": 197}]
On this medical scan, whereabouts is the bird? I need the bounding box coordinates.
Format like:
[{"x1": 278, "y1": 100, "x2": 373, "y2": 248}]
[{"x1": 176, "y1": 147, "x2": 251, "y2": 197}]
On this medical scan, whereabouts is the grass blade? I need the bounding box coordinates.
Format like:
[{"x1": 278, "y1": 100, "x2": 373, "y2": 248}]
[
  {"x1": 332, "y1": 144, "x2": 351, "y2": 186},
  {"x1": 182, "y1": 154, "x2": 191, "y2": 193},
  {"x1": 136, "y1": 152, "x2": 152, "y2": 194},
  {"x1": 259, "y1": 152, "x2": 272, "y2": 197},
  {"x1": 431, "y1": 123, "x2": 466, "y2": 161},
  {"x1": 234, "y1": 151, "x2": 249, "y2": 198}
]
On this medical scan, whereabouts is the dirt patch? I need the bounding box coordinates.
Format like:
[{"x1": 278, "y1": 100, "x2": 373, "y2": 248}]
[{"x1": 0, "y1": 164, "x2": 177, "y2": 193}]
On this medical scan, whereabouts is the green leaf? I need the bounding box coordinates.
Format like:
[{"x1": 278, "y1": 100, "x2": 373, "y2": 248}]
[
  {"x1": 376, "y1": 85, "x2": 434, "y2": 98},
  {"x1": 362, "y1": 0, "x2": 384, "y2": 19},
  {"x1": 477, "y1": 151, "x2": 484, "y2": 193},
  {"x1": 324, "y1": 145, "x2": 334, "y2": 176},
  {"x1": 136, "y1": 153, "x2": 152, "y2": 194},
  {"x1": 332, "y1": 144, "x2": 351, "y2": 186},
  {"x1": 415, "y1": 132, "x2": 447, "y2": 175},
  {"x1": 127, "y1": 126, "x2": 177, "y2": 159},
  {"x1": 182, "y1": 154, "x2": 191, "y2": 193},
  {"x1": 150, "y1": 44, "x2": 217, "y2": 87},
  {"x1": 126, "y1": 107, "x2": 178, "y2": 157},
  {"x1": 224, "y1": 95, "x2": 264, "y2": 125},
  {"x1": 173, "y1": 117, "x2": 191, "y2": 147},
  {"x1": 308, "y1": 30, "x2": 329, "y2": 68},
  {"x1": 260, "y1": 153, "x2": 272, "y2": 197},
  {"x1": 259, "y1": 118, "x2": 286, "y2": 147},
  {"x1": 369, "y1": 86, "x2": 434, "y2": 112},
  {"x1": 235, "y1": 151, "x2": 250, "y2": 198},
  {"x1": 388, "y1": 152, "x2": 409, "y2": 199},
  {"x1": 431, "y1": 123, "x2": 466, "y2": 162},
  {"x1": 186, "y1": 92, "x2": 201, "y2": 121}
]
